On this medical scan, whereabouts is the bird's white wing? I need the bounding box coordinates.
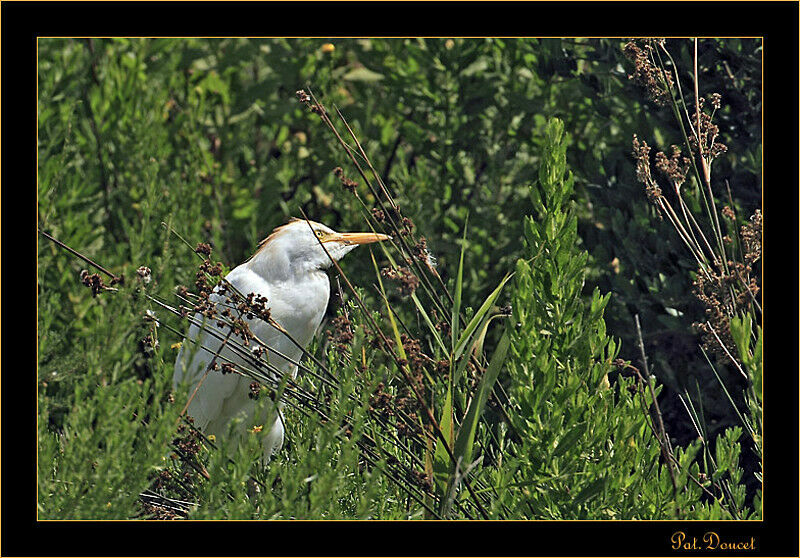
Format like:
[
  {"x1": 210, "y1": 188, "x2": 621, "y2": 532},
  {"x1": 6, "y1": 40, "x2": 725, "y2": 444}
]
[
  {"x1": 173, "y1": 294, "x2": 244, "y2": 430},
  {"x1": 172, "y1": 264, "x2": 296, "y2": 433}
]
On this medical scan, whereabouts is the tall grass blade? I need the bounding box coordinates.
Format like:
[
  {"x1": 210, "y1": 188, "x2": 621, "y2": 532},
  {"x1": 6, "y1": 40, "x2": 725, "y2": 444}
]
[
  {"x1": 370, "y1": 249, "x2": 407, "y2": 362},
  {"x1": 432, "y1": 385, "x2": 455, "y2": 495},
  {"x1": 453, "y1": 273, "x2": 512, "y2": 361},
  {"x1": 452, "y1": 217, "x2": 468, "y2": 351},
  {"x1": 453, "y1": 330, "x2": 510, "y2": 471}
]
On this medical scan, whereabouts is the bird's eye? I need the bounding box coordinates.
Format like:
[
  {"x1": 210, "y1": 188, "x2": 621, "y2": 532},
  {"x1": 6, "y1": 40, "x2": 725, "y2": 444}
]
[{"x1": 315, "y1": 230, "x2": 325, "y2": 238}]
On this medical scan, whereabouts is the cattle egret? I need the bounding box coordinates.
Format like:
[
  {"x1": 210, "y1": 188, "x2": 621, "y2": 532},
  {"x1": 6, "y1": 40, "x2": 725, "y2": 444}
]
[{"x1": 173, "y1": 218, "x2": 390, "y2": 459}]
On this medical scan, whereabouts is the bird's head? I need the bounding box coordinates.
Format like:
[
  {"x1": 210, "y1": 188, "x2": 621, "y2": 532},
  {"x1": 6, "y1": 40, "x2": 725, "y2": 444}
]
[{"x1": 248, "y1": 218, "x2": 391, "y2": 275}]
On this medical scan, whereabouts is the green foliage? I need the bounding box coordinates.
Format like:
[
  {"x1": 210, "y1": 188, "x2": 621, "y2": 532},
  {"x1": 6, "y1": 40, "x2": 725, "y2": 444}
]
[
  {"x1": 37, "y1": 38, "x2": 761, "y2": 520},
  {"x1": 187, "y1": 348, "x2": 391, "y2": 519},
  {"x1": 502, "y1": 118, "x2": 755, "y2": 520},
  {"x1": 504, "y1": 118, "x2": 660, "y2": 518},
  {"x1": 38, "y1": 362, "x2": 180, "y2": 518}
]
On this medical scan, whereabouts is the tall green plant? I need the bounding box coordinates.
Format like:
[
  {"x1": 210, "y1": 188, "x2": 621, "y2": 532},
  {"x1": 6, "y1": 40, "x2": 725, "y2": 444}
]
[{"x1": 501, "y1": 118, "x2": 746, "y2": 519}]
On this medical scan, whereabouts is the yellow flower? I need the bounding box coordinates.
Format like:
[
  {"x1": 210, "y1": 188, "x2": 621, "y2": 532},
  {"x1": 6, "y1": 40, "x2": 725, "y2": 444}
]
[
  {"x1": 170, "y1": 342, "x2": 182, "y2": 350},
  {"x1": 321, "y1": 43, "x2": 335, "y2": 53},
  {"x1": 249, "y1": 425, "x2": 264, "y2": 434}
]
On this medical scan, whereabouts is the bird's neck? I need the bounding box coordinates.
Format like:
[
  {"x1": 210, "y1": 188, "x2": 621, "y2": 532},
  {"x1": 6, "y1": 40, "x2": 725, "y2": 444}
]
[{"x1": 247, "y1": 245, "x2": 324, "y2": 283}]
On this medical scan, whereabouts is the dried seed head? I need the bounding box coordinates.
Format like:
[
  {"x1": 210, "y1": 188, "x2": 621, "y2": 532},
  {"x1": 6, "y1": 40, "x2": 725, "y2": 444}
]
[
  {"x1": 327, "y1": 314, "x2": 354, "y2": 354},
  {"x1": 195, "y1": 243, "x2": 212, "y2": 257},
  {"x1": 137, "y1": 266, "x2": 152, "y2": 285},
  {"x1": 380, "y1": 266, "x2": 419, "y2": 297},
  {"x1": 332, "y1": 167, "x2": 357, "y2": 193},
  {"x1": 371, "y1": 207, "x2": 386, "y2": 223},
  {"x1": 721, "y1": 206, "x2": 735, "y2": 220},
  {"x1": 248, "y1": 381, "x2": 262, "y2": 400},
  {"x1": 654, "y1": 145, "x2": 690, "y2": 189},
  {"x1": 79, "y1": 269, "x2": 106, "y2": 297},
  {"x1": 623, "y1": 39, "x2": 673, "y2": 106}
]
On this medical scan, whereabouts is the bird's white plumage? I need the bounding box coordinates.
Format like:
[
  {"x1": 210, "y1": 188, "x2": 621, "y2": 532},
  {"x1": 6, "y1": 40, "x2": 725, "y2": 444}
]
[{"x1": 173, "y1": 219, "x2": 388, "y2": 460}]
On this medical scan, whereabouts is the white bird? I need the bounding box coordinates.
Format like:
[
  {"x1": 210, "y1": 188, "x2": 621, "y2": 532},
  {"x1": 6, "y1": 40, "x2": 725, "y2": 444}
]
[{"x1": 173, "y1": 218, "x2": 389, "y2": 459}]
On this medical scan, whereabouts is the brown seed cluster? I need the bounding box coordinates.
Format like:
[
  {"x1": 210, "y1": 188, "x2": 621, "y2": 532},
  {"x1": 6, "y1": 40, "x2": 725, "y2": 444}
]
[
  {"x1": 431, "y1": 309, "x2": 450, "y2": 338},
  {"x1": 371, "y1": 207, "x2": 385, "y2": 223},
  {"x1": 411, "y1": 236, "x2": 428, "y2": 261},
  {"x1": 371, "y1": 204, "x2": 416, "y2": 237},
  {"x1": 248, "y1": 381, "x2": 262, "y2": 400},
  {"x1": 141, "y1": 501, "x2": 181, "y2": 520},
  {"x1": 141, "y1": 419, "x2": 208, "y2": 519},
  {"x1": 693, "y1": 273, "x2": 738, "y2": 361},
  {"x1": 380, "y1": 266, "x2": 419, "y2": 297},
  {"x1": 368, "y1": 381, "x2": 394, "y2": 421},
  {"x1": 327, "y1": 314, "x2": 354, "y2": 354},
  {"x1": 401, "y1": 333, "x2": 428, "y2": 378},
  {"x1": 366, "y1": 328, "x2": 393, "y2": 351},
  {"x1": 435, "y1": 359, "x2": 451, "y2": 377},
  {"x1": 172, "y1": 421, "x2": 202, "y2": 457},
  {"x1": 631, "y1": 135, "x2": 663, "y2": 205},
  {"x1": 79, "y1": 269, "x2": 107, "y2": 297},
  {"x1": 295, "y1": 89, "x2": 324, "y2": 115},
  {"x1": 395, "y1": 411, "x2": 422, "y2": 438},
  {"x1": 229, "y1": 316, "x2": 255, "y2": 346},
  {"x1": 654, "y1": 145, "x2": 690, "y2": 190},
  {"x1": 199, "y1": 259, "x2": 224, "y2": 277},
  {"x1": 401, "y1": 217, "x2": 415, "y2": 235},
  {"x1": 411, "y1": 236, "x2": 436, "y2": 271},
  {"x1": 194, "y1": 242, "x2": 212, "y2": 257},
  {"x1": 191, "y1": 285, "x2": 217, "y2": 319},
  {"x1": 194, "y1": 271, "x2": 213, "y2": 301},
  {"x1": 692, "y1": 210, "x2": 761, "y2": 363},
  {"x1": 191, "y1": 257, "x2": 229, "y2": 320},
  {"x1": 740, "y1": 209, "x2": 761, "y2": 267},
  {"x1": 333, "y1": 166, "x2": 358, "y2": 193},
  {"x1": 721, "y1": 206, "x2": 736, "y2": 221},
  {"x1": 410, "y1": 469, "x2": 432, "y2": 491},
  {"x1": 623, "y1": 39, "x2": 673, "y2": 106},
  {"x1": 238, "y1": 292, "x2": 271, "y2": 322},
  {"x1": 688, "y1": 96, "x2": 728, "y2": 160},
  {"x1": 368, "y1": 379, "x2": 424, "y2": 440}
]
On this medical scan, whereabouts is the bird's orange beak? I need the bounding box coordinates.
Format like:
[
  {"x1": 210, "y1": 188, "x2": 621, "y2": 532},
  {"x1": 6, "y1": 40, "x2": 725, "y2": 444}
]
[{"x1": 327, "y1": 231, "x2": 391, "y2": 245}]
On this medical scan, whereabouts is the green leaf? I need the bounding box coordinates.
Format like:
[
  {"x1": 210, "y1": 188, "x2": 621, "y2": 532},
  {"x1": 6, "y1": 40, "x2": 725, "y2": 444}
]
[
  {"x1": 574, "y1": 476, "x2": 606, "y2": 505},
  {"x1": 432, "y1": 385, "x2": 455, "y2": 494},
  {"x1": 453, "y1": 330, "x2": 510, "y2": 470},
  {"x1": 342, "y1": 67, "x2": 384, "y2": 82},
  {"x1": 370, "y1": 250, "x2": 407, "y2": 361},
  {"x1": 452, "y1": 217, "x2": 468, "y2": 351},
  {"x1": 553, "y1": 421, "x2": 587, "y2": 457},
  {"x1": 454, "y1": 273, "x2": 512, "y2": 361}
]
